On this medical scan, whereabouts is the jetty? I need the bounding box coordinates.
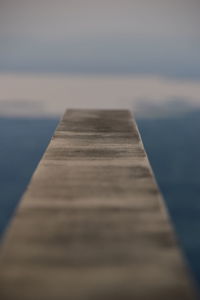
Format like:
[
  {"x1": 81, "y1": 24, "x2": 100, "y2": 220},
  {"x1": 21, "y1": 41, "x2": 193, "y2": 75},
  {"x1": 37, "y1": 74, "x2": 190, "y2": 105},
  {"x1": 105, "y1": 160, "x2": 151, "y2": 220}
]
[{"x1": 0, "y1": 109, "x2": 196, "y2": 299}]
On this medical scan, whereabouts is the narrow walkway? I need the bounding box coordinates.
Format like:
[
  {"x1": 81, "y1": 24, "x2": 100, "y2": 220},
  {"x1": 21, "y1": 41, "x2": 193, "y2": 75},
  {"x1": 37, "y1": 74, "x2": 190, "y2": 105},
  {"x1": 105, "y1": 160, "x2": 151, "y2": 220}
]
[{"x1": 0, "y1": 110, "x2": 196, "y2": 299}]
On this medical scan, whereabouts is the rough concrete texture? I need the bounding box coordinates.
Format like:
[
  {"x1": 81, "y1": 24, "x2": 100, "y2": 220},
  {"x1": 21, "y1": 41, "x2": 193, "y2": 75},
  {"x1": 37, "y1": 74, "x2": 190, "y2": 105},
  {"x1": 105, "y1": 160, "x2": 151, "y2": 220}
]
[{"x1": 0, "y1": 110, "x2": 197, "y2": 299}]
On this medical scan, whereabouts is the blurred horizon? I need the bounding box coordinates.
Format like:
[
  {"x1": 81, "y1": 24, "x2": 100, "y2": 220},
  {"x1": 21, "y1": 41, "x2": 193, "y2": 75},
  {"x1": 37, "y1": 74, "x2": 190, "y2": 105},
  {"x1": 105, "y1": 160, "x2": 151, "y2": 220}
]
[{"x1": 0, "y1": 73, "x2": 200, "y2": 119}]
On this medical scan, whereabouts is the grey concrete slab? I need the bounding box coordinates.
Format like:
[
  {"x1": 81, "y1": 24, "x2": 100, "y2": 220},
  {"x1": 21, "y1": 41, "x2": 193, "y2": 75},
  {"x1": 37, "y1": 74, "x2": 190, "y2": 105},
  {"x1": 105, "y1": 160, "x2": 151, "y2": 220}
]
[{"x1": 0, "y1": 109, "x2": 197, "y2": 299}]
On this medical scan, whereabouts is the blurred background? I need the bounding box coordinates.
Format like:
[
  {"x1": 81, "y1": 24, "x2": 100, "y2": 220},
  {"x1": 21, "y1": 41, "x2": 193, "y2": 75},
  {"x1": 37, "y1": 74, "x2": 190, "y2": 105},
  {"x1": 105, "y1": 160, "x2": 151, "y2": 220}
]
[{"x1": 0, "y1": 0, "x2": 200, "y2": 286}]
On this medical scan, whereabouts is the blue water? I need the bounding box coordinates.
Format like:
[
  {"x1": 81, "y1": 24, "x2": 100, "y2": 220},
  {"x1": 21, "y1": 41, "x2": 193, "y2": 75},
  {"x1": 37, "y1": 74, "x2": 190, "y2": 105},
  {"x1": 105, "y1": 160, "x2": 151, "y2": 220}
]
[
  {"x1": 0, "y1": 113, "x2": 200, "y2": 288},
  {"x1": 0, "y1": 117, "x2": 58, "y2": 236},
  {"x1": 137, "y1": 111, "x2": 200, "y2": 287}
]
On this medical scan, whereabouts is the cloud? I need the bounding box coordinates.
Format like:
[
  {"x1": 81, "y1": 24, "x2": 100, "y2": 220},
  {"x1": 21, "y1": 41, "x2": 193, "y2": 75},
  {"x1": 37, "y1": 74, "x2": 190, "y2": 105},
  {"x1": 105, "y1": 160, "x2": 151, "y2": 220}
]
[{"x1": 0, "y1": 74, "x2": 200, "y2": 117}]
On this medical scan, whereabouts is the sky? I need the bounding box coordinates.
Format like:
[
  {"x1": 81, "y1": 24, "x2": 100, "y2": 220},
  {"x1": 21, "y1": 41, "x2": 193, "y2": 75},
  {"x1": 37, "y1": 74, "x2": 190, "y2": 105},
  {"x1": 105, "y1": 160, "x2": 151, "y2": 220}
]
[
  {"x1": 0, "y1": 0, "x2": 200, "y2": 78},
  {"x1": 0, "y1": 0, "x2": 200, "y2": 117}
]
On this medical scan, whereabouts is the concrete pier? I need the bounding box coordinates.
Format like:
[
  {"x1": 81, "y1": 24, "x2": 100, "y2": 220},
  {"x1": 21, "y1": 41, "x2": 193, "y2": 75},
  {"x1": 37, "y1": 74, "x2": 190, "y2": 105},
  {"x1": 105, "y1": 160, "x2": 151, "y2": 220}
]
[{"x1": 0, "y1": 109, "x2": 196, "y2": 299}]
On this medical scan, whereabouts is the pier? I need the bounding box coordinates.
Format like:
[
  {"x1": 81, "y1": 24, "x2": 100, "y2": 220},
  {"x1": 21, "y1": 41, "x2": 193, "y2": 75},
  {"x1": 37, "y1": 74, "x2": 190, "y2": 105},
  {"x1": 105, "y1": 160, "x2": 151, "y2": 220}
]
[{"x1": 0, "y1": 109, "x2": 196, "y2": 299}]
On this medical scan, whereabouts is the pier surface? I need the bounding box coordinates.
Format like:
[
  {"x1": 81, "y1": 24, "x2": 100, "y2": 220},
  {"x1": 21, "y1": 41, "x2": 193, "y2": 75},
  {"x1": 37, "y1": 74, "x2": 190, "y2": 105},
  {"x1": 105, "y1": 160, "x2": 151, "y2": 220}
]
[{"x1": 0, "y1": 109, "x2": 196, "y2": 299}]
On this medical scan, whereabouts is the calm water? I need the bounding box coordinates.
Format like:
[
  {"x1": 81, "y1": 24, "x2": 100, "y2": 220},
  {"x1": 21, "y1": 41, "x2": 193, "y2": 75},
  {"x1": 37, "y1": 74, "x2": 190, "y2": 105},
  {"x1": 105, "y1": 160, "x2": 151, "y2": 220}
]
[
  {"x1": 0, "y1": 113, "x2": 200, "y2": 286},
  {"x1": 0, "y1": 117, "x2": 58, "y2": 236}
]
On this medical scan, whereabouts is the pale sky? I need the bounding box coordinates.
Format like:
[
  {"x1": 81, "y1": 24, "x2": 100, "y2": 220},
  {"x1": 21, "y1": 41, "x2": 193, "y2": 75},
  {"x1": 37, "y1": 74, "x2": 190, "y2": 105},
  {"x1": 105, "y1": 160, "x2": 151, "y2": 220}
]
[
  {"x1": 0, "y1": 74, "x2": 199, "y2": 117},
  {"x1": 1, "y1": 0, "x2": 200, "y2": 38},
  {"x1": 0, "y1": 0, "x2": 200, "y2": 77}
]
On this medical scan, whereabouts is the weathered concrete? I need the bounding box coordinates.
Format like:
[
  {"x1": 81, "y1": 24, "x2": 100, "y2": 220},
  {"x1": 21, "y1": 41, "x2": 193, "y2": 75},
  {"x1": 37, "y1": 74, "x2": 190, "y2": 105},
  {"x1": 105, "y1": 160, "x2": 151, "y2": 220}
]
[{"x1": 0, "y1": 109, "x2": 197, "y2": 299}]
